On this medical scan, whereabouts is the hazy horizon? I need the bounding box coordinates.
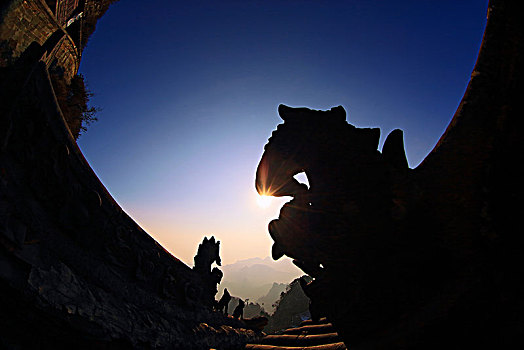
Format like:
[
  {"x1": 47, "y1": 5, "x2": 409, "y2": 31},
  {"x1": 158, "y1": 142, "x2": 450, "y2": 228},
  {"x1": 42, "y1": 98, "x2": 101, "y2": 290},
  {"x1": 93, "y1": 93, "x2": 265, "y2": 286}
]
[
  {"x1": 218, "y1": 255, "x2": 303, "y2": 302},
  {"x1": 78, "y1": 0, "x2": 488, "y2": 266}
]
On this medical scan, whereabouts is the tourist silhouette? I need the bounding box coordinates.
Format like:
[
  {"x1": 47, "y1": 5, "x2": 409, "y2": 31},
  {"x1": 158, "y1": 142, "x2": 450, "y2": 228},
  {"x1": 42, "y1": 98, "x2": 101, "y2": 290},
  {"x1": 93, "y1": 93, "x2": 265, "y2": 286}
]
[{"x1": 232, "y1": 299, "x2": 245, "y2": 319}]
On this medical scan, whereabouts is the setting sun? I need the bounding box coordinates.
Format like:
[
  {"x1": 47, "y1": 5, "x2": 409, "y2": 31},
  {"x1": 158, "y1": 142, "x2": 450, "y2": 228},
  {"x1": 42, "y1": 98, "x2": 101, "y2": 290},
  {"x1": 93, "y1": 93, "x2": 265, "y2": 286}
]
[{"x1": 256, "y1": 194, "x2": 273, "y2": 208}]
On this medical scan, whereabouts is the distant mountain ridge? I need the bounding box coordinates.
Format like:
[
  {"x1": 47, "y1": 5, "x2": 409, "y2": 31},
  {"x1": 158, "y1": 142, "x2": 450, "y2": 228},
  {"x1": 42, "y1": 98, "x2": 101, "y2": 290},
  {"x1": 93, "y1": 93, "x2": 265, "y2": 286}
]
[
  {"x1": 218, "y1": 257, "x2": 302, "y2": 301},
  {"x1": 257, "y1": 282, "x2": 288, "y2": 313}
]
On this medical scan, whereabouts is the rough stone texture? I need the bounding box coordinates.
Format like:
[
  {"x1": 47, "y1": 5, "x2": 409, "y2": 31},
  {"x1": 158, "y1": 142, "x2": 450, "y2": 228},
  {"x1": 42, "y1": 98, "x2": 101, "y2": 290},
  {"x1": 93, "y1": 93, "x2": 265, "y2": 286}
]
[
  {"x1": 0, "y1": 0, "x2": 80, "y2": 81},
  {"x1": 1, "y1": 1, "x2": 59, "y2": 63},
  {"x1": 256, "y1": 0, "x2": 524, "y2": 349}
]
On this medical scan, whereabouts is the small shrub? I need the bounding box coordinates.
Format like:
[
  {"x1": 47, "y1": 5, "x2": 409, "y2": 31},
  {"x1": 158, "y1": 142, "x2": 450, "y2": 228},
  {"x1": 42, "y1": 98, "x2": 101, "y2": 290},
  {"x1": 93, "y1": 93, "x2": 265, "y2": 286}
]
[{"x1": 51, "y1": 73, "x2": 99, "y2": 139}]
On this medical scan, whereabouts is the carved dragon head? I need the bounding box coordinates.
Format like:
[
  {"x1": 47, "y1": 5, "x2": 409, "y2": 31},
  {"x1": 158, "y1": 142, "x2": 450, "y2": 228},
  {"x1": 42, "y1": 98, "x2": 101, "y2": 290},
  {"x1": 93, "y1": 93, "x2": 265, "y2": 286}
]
[
  {"x1": 255, "y1": 105, "x2": 443, "y2": 344},
  {"x1": 193, "y1": 236, "x2": 222, "y2": 273},
  {"x1": 256, "y1": 105, "x2": 410, "y2": 264}
]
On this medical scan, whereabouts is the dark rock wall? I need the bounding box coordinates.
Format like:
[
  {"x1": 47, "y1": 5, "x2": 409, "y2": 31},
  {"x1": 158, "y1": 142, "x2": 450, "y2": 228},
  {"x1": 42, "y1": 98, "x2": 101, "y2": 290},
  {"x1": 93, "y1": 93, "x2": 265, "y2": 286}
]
[
  {"x1": 0, "y1": 56, "x2": 258, "y2": 349},
  {"x1": 1, "y1": 1, "x2": 260, "y2": 348}
]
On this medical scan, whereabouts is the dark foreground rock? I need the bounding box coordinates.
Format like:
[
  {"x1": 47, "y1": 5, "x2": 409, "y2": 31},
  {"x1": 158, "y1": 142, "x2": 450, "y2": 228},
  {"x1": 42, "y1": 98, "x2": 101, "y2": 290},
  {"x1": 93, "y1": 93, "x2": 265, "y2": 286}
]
[
  {"x1": 256, "y1": 0, "x2": 524, "y2": 349},
  {"x1": 0, "y1": 1, "x2": 265, "y2": 348},
  {"x1": 0, "y1": 50, "x2": 259, "y2": 350}
]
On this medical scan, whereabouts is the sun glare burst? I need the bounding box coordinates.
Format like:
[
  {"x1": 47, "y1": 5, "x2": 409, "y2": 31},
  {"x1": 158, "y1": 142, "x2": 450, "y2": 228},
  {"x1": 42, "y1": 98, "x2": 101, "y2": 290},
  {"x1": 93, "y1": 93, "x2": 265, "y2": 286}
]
[{"x1": 256, "y1": 194, "x2": 273, "y2": 209}]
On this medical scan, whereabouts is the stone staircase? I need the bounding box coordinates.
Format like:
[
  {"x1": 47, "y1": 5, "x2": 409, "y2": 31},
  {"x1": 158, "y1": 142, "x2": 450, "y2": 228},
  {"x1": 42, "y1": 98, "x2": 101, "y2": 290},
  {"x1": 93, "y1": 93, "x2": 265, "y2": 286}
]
[{"x1": 245, "y1": 318, "x2": 347, "y2": 350}]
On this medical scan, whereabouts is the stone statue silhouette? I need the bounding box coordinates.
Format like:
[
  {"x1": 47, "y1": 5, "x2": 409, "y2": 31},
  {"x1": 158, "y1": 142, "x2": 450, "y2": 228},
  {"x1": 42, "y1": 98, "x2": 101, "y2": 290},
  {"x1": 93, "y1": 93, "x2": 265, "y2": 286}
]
[
  {"x1": 193, "y1": 236, "x2": 222, "y2": 274},
  {"x1": 215, "y1": 288, "x2": 231, "y2": 315},
  {"x1": 256, "y1": 46, "x2": 524, "y2": 350},
  {"x1": 192, "y1": 236, "x2": 223, "y2": 308}
]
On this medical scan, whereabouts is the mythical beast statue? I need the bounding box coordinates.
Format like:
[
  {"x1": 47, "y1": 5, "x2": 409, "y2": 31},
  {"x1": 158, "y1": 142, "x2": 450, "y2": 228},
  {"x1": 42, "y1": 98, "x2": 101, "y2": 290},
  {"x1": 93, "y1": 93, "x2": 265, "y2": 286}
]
[
  {"x1": 256, "y1": 0, "x2": 524, "y2": 348},
  {"x1": 192, "y1": 236, "x2": 224, "y2": 308}
]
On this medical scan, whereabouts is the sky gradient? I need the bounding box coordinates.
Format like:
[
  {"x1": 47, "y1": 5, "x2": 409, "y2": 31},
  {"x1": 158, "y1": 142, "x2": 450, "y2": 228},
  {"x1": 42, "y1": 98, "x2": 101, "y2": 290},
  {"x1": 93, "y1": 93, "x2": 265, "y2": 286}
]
[{"x1": 78, "y1": 0, "x2": 488, "y2": 267}]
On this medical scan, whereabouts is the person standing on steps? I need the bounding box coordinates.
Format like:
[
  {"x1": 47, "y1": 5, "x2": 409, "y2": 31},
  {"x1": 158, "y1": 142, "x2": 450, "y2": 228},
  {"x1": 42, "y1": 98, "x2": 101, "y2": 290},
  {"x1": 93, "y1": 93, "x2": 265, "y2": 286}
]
[{"x1": 232, "y1": 299, "x2": 245, "y2": 319}]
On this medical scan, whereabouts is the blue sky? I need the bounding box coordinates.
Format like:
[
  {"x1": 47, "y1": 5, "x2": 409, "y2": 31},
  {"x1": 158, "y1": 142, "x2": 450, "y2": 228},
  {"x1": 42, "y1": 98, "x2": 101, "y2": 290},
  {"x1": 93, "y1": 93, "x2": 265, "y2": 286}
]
[{"x1": 78, "y1": 0, "x2": 488, "y2": 266}]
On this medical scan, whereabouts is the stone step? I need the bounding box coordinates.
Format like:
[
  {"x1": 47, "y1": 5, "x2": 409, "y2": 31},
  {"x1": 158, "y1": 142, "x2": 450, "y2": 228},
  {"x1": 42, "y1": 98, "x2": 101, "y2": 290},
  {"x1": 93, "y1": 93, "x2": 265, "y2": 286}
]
[
  {"x1": 244, "y1": 317, "x2": 347, "y2": 350},
  {"x1": 244, "y1": 342, "x2": 347, "y2": 350},
  {"x1": 299, "y1": 318, "x2": 328, "y2": 326},
  {"x1": 283, "y1": 324, "x2": 336, "y2": 335},
  {"x1": 260, "y1": 333, "x2": 342, "y2": 347},
  {"x1": 245, "y1": 318, "x2": 347, "y2": 350}
]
